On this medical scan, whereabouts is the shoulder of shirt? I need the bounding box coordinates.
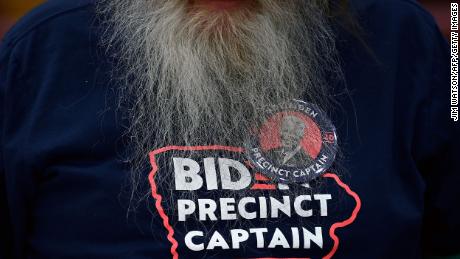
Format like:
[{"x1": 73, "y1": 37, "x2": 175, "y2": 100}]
[
  {"x1": 348, "y1": 0, "x2": 445, "y2": 47},
  {"x1": 1, "y1": 0, "x2": 94, "y2": 49},
  {"x1": 351, "y1": 0, "x2": 438, "y2": 27},
  {"x1": 352, "y1": 0, "x2": 430, "y2": 14}
]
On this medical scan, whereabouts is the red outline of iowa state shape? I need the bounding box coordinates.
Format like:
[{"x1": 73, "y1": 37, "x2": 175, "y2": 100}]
[{"x1": 148, "y1": 145, "x2": 362, "y2": 259}]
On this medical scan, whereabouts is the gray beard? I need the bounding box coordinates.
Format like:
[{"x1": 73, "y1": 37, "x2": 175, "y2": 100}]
[{"x1": 96, "y1": 0, "x2": 342, "y2": 205}]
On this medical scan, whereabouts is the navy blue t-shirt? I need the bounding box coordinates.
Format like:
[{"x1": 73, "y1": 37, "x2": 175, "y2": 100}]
[{"x1": 1, "y1": 0, "x2": 459, "y2": 258}]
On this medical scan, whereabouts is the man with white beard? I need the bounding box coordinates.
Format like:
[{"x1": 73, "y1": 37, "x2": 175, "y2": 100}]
[{"x1": 0, "y1": 0, "x2": 459, "y2": 258}]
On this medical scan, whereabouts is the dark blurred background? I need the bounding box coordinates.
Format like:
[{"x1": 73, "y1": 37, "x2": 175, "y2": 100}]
[{"x1": 0, "y1": 0, "x2": 452, "y2": 40}]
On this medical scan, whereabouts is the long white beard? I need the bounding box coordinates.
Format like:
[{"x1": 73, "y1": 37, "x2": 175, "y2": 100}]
[{"x1": 97, "y1": 0, "x2": 342, "y2": 202}]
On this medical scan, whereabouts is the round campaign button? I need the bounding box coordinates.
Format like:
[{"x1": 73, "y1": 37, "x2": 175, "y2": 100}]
[{"x1": 245, "y1": 100, "x2": 338, "y2": 184}]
